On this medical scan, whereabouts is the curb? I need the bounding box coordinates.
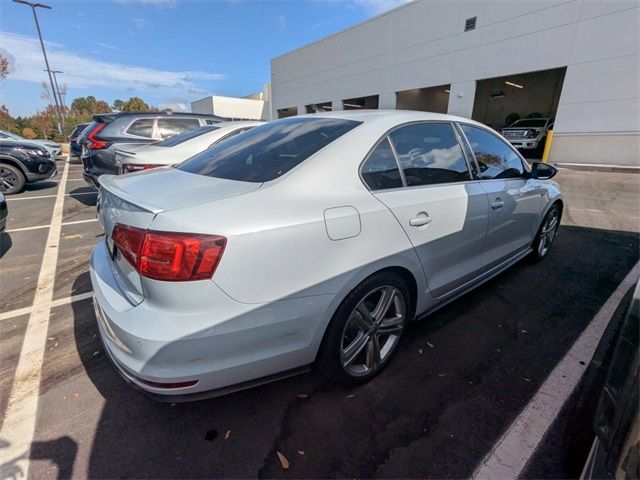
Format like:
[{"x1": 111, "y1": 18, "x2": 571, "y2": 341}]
[{"x1": 555, "y1": 163, "x2": 640, "y2": 174}]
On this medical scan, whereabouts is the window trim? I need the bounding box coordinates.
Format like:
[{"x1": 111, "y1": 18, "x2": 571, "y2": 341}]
[
  {"x1": 358, "y1": 120, "x2": 476, "y2": 192},
  {"x1": 121, "y1": 117, "x2": 159, "y2": 139},
  {"x1": 456, "y1": 121, "x2": 531, "y2": 181}
]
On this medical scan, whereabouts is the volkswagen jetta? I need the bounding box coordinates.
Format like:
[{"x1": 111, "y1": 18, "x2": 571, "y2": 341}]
[{"x1": 90, "y1": 111, "x2": 563, "y2": 401}]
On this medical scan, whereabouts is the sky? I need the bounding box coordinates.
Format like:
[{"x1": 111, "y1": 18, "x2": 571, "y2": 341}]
[{"x1": 0, "y1": 0, "x2": 411, "y2": 117}]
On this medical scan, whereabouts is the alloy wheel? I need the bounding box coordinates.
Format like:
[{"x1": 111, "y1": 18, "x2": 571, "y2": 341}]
[
  {"x1": 0, "y1": 166, "x2": 18, "y2": 193},
  {"x1": 340, "y1": 285, "x2": 406, "y2": 377},
  {"x1": 538, "y1": 208, "x2": 559, "y2": 257}
]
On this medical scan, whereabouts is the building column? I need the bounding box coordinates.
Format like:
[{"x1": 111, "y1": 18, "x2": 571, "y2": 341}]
[
  {"x1": 297, "y1": 104, "x2": 307, "y2": 115},
  {"x1": 331, "y1": 99, "x2": 343, "y2": 111},
  {"x1": 378, "y1": 92, "x2": 396, "y2": 110},
  {"x1": 447, "y1": 81, "x2": 476, "y2": 118}
]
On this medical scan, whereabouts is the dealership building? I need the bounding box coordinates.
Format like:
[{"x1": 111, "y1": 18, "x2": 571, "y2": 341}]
[{"x1": 270, "y1": 0, "x2": 639, "y2": 165}]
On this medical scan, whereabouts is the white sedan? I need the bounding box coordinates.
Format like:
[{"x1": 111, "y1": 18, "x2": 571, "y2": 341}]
[
  {"x1": 114, "y1": 121, "x2": 264, "y2": 174},
  {"x1": 91, "y1": 110, "x2": 563, "y2": 401}
]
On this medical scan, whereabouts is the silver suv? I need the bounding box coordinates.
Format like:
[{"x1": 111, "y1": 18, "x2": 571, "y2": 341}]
[{"x1": 500, "y1": 118, "x2": 553, "y2": 156}]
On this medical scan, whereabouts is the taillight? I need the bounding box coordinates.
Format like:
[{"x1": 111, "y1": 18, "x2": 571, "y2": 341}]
[
  {"x1": 111, "y1": 224, "x2": 226, "y2": 281},
  {"x1": 86, "y1": 123, "x2": 111, "y2": 150},
  {"x1": 121, "y1": 164, "x2": 161, "y2": 174}
]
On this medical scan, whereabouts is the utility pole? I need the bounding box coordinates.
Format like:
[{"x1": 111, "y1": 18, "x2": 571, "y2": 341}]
[{"x1": 13, "y1": 0, "x2": 64, "y2": 135}]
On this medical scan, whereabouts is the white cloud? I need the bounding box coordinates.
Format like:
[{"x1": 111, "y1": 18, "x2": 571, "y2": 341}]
[
  {"x1": 0, "y1": 31, "x2": 225, "y2": 96},
  {"x1": 158, "y1": 99, "x2": 189, "y2": 112},
  {"x1": 276, "y1": 14, "x2": 286, "y2": 29},
  {"x1": 97, "y1": 42, "x2": 118, "y2": 50},
  {"x1": 354, "y1": 0, "x2": 413, "y2": 14}
]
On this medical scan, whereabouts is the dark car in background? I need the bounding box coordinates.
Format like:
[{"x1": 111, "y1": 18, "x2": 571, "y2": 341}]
[
  {"x1": 68, "y1": 122, "x2": 91, "y2": 159},
  {"x1": 0, "y1": 140, "x2": 57, "y2": 194},
  {"x1": 81, "y1": 111, "x2": 224, "y2": 189}
]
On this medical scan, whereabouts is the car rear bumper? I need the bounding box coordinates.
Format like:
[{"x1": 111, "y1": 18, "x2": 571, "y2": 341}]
[{"x1": 89, "y1": 239, "x2": 332, "y2": 400}]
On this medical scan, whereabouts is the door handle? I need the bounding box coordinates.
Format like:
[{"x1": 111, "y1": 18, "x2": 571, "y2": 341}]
[
  {"x1": 409, "y1": 213, "x2": 432, "y2": 227},
  {"x1": 491, "y1": 199, "x2": 504, "y2": 210}
]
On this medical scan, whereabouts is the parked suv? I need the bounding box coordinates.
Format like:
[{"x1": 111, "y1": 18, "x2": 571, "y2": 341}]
[
  {"x1": 0, "y1": 129, "x2": 63, "y2": 158},
  {"x1": 0, "y1": 140, "x2": 57, "y2": 194},
  {"x1": 81, "y1": 112, "x2": 224, "y2": 189},
  {"x1": 68, "y1": 122, "x2": 91, "y2": 158},
  {"x1": 500, "y1": 118, "x2": 553, "y2": 157}
]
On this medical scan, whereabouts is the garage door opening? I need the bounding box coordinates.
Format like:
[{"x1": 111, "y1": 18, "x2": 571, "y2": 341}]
[
  {"x1": 277, "y1": 107, "x2": 298, "y2": 119},
  {"x1": 396, "y1": 84, "x2": 450, "y2": 113},
  {"x1": 472, "y1": 67, "x2": 566, "y2": 158},
  {"x1": 343, "y1": 95, "x2": 379, "y2": 110},
  {"x1": 305, "y1": 102, "x2": 332, "y2": 113}
]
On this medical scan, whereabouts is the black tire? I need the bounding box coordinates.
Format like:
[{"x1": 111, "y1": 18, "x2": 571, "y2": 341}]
[
  {"x1": 318, "y1": 271, "x2": 412, "y2": 386},
  {"x1": 0, "y1": 163, "x2": 25, "y2": 195},
  {"x1": 530, "y1": 203, "x2": 561, "y2": 262}
]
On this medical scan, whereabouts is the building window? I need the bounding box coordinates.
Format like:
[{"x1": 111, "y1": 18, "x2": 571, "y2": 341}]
[
  {"x1": 277, "y1": 107, "x2": 298, "y2": 119},
  {"x1": 305, "y1": 102, "x2": 333, "y2": 113},
  {"x1": 343, "y1": 95, "x2": 379, "y2": 110},
  {"x1": 465, "y1": 16, "x2": 477, "y2": 31}
]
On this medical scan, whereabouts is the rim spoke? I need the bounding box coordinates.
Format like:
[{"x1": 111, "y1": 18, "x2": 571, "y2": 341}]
[
  {"x1": 355, "y1": 303, "x2": 373, "y2": 328},
  {"x1": 372, "y1": 287, "x2": 397, "y2": 322},
  {"x1": 342, "y1": 332, "x2": 369, "y2": 367},
  {"x1": 378, "y1": 315, "x2": 404, "y2": 335},
  {"x1": 365, "y1": 336, "x2": 381, "y2": 371}
]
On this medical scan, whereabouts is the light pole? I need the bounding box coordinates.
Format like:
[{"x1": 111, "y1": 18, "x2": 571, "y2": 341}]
[
  {"x1": 44, "y1": 68, "x2": 65, "y2": 115},
  {"x1": 13, "y1": 0, "x2": 64, "y2": 135}
]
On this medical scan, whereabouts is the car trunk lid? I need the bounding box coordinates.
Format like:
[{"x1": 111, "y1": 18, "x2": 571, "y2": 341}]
[{"x1": 98, "y1": 169, "x2": 262, "y2": 304}]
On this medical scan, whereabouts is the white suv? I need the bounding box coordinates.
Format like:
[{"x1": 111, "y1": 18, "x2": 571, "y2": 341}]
[{"x1": 500, "y1": 118, "x2": 553, "y2": 156}]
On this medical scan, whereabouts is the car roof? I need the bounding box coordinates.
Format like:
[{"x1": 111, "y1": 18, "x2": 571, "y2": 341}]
[
  {"x1": 93, "y1": 111, "x2": 225, "y2": 122},
  {"x1": 291, "y1": 109, "x2": 488, "y2": 128}
]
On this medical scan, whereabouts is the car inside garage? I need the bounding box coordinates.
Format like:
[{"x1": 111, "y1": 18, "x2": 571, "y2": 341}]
[{"x1": 471, "y1": 67, "x2": 566, "y2": 158}]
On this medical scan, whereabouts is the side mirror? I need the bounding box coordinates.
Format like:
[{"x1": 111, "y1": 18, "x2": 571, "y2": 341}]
[{"x1": 531, "y1": 162, "x2": 558, "y2": 180}]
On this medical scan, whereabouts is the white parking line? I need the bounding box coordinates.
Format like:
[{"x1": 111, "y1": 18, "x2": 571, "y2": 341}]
[
  {"x1": 471, "y1": 260, "x2": 639, "y2": 480},
  {"x1": 6, "y1": 218, "x2": 98, "y2": 233},
  {"x1": 0, "y1": 160, "x2": 70, "y2": 479},
  {"x1": 0, "y1": 292, "x2": 93, "y2": 322},
  {"x1": 6, "y1": 192, "x2": 97, "y2": 202}
]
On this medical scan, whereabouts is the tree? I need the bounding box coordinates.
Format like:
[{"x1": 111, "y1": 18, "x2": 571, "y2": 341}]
[
  {"x1": 112, "y1": 99, "x2": 124, "y2": 111},
  {"x1": 0, "y1": 55, "x2": 9, "y2": 80},
  {"x1": 122, "y1": 96, "x2": 150, "y2": 112},
  {"x1": 22, "y1": 128, "x2": 37, "y2": 139},
  {"x1": 0, "y1": 105, "x2": 19, "y2": 133},
  {"x1": 94, "y1": 100, "x2": 112, "y2": 113},
  {"x1": 30, "y1": 111, "x2": 54, "y2": 140}
]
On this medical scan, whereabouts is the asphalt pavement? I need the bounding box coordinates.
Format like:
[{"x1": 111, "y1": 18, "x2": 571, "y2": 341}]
[{"x1": 0, "y1": 160, "x2": 638, "y2": 478}]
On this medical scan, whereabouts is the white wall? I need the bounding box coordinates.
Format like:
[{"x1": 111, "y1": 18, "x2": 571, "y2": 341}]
[
  {"x1": 271, "y1": 0, "x2": 639, "y2": 165},
  {"x1": 191, "y1": 95, "x2": 266, "y2": 120}
]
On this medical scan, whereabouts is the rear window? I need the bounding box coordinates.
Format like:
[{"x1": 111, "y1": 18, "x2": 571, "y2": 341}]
[
  {"x1": 155, "y1": 125, "x2": 219, "y2": 147},
  {"x1": 178, "y1": 118, "x2": 360, "y2": 182}
]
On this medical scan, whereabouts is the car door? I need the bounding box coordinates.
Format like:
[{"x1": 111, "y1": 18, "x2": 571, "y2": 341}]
[
  {"x1": 363, "y1": 122, "x2": 490, "y2": 298},
  {"x1": 459, "y1": 124, "x2": 543, "y2": 269}
]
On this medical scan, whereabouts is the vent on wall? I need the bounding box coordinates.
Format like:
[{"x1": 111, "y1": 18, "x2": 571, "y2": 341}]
[{"x1": 465, "y1": 16, "x2": 477, "y2": 32}]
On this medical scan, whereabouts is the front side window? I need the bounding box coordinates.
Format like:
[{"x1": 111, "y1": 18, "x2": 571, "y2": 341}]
[
  {"x1": 361, "y1": 138, "x2": 403, "y2": 190},
  {"x1": 461, "y1": 125, "x2": 524, "y2": 179},
  {"x1": 158, "y1": 118, "x2": 201, "y2": 139},
  {"x1": 155, "y1": 125, "x2": 219, "y2": 147},
  {"x1": 126, "y1": 119, "x2": 154, "y2": 138},
  {"x1": 389, "y1": 122, "x2": 470, "y2": 186},
  {"x1": 179, "y1": 118, "x2": 360, "y2": 182}
]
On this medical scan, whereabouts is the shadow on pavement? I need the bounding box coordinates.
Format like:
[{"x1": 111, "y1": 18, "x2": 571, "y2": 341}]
[
  {"x1": 62, "y1": 224, "x2": 638, "y2": 479},
  {"x1": 68, "y1": 187, "x2": 97, "y2": 207},
  {"x1": 23, "y1": 181, "x2": 58, "y2": 192}
]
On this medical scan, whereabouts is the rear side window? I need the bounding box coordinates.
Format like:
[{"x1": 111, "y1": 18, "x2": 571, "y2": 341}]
[
  {"x1": 461, "y1": 125, "x2": 524, "y2": 179},
  {"x1": 155, "y1": 125, "x2": 219, "y2": 147},
  {"x1": 361, "y1": 138, "x2": 403, "y2": 190},
  {"x1": 158, "y1": 118, "x2": 201, "y2": 139},
  {"x1": 389, "y1": 122, "x2": 470, "y2": 186},
  {"x1": 126, "y1": 119, "x2": 154, "y2": 138},
  {"x1": 179, "y1": 118, "x2": 360, "y2": 182}
]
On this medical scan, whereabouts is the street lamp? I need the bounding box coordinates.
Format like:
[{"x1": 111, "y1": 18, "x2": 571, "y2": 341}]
[
  {"x1": 44, "y1": 69, "x2": 65, "y2": 110},
  {"x1": 13, "y1": 0, "x2": 64, "y2": 134}
]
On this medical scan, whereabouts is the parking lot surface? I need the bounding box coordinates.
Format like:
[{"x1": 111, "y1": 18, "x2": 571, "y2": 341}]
[{"x1": 0, "y1": 160, "x2": 638, "y2": 478}]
